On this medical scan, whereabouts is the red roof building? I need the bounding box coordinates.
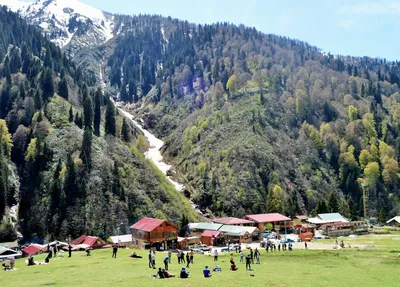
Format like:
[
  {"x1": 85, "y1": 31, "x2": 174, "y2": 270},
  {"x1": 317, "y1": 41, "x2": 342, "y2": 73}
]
[
  {"x1": 130, "y1": 217, "x2": 179, "y2": 250},
  {"x1": 201, "y1": 230, "x2": 222, "y2": 246},
  {"x1": 71, "y1": 235, "x2": 106, "y2": 249},
  {"x1": 212, "y1": 217, "x2": 255, "y2": 226},
  {"x1": 243, "y1": 213, "x2": 292, "y2": 229},
  {"x1": 22, "y1": 244, "x2": 45, "y2": 257}
]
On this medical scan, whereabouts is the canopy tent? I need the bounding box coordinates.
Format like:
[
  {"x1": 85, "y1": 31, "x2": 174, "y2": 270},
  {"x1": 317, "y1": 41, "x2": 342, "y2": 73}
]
[
  {"x1": 107, "y1": 234, "x2": 132, "y2": 245},
  {"x1": 0, "y1": 246, "x2": 21, "y2": 259}
]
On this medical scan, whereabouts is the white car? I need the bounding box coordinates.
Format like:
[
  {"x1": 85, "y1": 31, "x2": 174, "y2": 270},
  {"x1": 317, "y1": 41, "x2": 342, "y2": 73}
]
[
  {"x1": 192, "y1": 248, "x2": 204, "y2": 254},
  {"x1": 199, "y1": 244, "x2": 212, "y2": 251}
]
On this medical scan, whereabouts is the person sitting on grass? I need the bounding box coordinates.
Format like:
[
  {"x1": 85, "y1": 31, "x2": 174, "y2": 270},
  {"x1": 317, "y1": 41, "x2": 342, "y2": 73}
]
[
  {"x1": 2, "y1": 263, "x2": 10, "y2": 271},
  {"x1": 203, "y1": 266, "x2": 212, "y2": 277},
  {"x1": 230, "y1": 261, "x2": 238, "y2": 271},
  {"x1": 180, "y1": 267, "x2": 189, "y2": 278},
  {"x1": 163, "y1": 269, "x2": 175, "y2": 278},
  {"x1": 86, "y1": 248, "x2": 91, "y2": 256},
  {"x1": 157, "y1": 267, "x2": 165, "y2": 279},
  {"x1": 27, "y1": 255, "x2": 36, "y2": 266},
  {"x1": 213, "y1": 265, "x2": 222, "y2": 272}
]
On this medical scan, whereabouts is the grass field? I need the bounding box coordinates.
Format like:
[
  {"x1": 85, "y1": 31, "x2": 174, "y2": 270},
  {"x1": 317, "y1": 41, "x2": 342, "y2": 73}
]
[{"x1": 2, "y1": 234, "x2": 400, "y2": 287}]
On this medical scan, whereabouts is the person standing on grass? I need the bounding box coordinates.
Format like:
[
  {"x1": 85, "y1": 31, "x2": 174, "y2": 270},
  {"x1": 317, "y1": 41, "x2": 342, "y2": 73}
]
[
  {"x1": 250, "y1": 248, "x2": 254, "y2": 264},
  {"x1": 186, "y1": 252, "x2": 190, "y2": 268},
  {"x1": 68, "y1": 244, "x2": 72, "y2": 258},
  {"x1": 9, "y1": 257, "x2": 15, "y2": 269},
  {"x1": 305, "y1": 242, "x2": 308, "y2": 249},
  {"x1": 112, "y1": 245, "x2": 118, "y2": 258},
  {"x1": 53, "y1": 243, "x2": 57, "y2": 258},
  {"x1": 181, "y1": 251, "x2": 186, "y2": 264},
  {"x1": 245, "y1": 253, "x2": 251, "y2": 270},
  {"x1": 177, "y1": 251, "x2": 181, "y2": 264},
  {"x1": 48, "y1": 245, "x2": 53, "y2": 259},
  {"x1": 190, "y1": 249, "x2": 194, "y2": 263},
  {"x1": 214, "y1": 249, "x2": 218, "y2": 261},
  {"x1": 148, "y1": 250, "x2": 152, "y2": 268},
  {"x1": 164, "y1": 255, "x2": 169, "y2": 270},
  {"x1": 151, "y1": 250, "x2": 156, "y2": 268},
  {"x1": 168, "y1": 250, "x2": 172, "y2": 264},
  {"x1": 278, "y1": 243, "x2": 281, "y2": 252},
  {"x1": 240, "y1": 250, "x2": 244, "y2": 263},
  {"x1": 255, "y1": 248, "x2": 260, "y2": 264}
]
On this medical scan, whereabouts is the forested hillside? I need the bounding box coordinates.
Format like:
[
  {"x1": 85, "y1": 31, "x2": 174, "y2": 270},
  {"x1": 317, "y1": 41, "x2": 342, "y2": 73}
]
[
  {"x1": 109, "y1": 16, "x2": 400, "y2": 221},
  {"x1": 0, "y1": 7, "x2": 196, "y2": 242}
]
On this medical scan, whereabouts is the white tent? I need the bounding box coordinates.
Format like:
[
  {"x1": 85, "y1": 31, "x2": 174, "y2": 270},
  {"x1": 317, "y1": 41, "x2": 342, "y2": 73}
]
[{"x1": 107, "y1": 234, "x2": 132, "y2": 244}]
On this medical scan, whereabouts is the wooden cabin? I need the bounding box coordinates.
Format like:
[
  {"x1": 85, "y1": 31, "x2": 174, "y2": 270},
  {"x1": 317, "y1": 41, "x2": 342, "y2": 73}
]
[{"x1": 130, "y1": 218, "x2": 178, "y2": 250}]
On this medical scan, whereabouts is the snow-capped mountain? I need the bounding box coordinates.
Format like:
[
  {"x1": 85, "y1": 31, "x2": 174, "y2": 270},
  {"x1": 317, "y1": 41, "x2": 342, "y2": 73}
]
[{"x1": 0, "y1": 0, "x2": 115, "y2": 54}]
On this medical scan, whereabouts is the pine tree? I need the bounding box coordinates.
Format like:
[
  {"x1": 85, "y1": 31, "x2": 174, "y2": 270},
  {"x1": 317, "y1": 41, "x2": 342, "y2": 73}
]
[
  {"x1": 74, "y1": 112, "x2": 83, "y2": 129},
  {"x1": 94, "y1": 89, "x2": 101, "y2": 136},
  {"x1": 34, "y1": 89, "x2": 42, "y2": 110},
  {"x1": 58, "y1": 76, "x2": 69, "y2": 100},
  {"x1": 105, "y1": 100, "x2": 116, "y2": 136},
  {"x1": 121, "y1": 118, "x2": 130, "y2": 142},
  {"x1": 83, "y1": 96, "x2": 94, "y2": 130},
  {"x1": 69, "y1": 106, "x2": 74, "y2": 122},
  {"x1": 64, "y1": 154, "x2": 78, "y2": 206},
  {"x1": 80, "y1": 127, "x2": 93, "y2": 171},
  {"x1": 315, "y1": 199, "x2": 329, "y2": 214},
  {"x1": 327, "y1": 191, "x2": 339, "y2": 213},
  {"x1": 41, "y1": 68, "x2": 55, "y2": 101}
]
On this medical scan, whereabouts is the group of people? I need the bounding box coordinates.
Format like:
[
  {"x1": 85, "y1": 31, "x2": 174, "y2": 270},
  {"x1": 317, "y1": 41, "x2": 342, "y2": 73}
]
[
  {"x1": 2, "y1": 257, "x2": 15, "y2": 271},
  {"x1": 265, "y1": 241, "x2": 293, "y2": 252},
  {"x1": 176, "y1": 250, "x2": 194, "y2": 267}
]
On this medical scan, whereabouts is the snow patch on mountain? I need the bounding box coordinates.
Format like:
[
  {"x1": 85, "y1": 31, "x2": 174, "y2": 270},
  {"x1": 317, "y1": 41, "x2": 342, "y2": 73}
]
[{"x1": 1, "y1": 0, "x2": 115, "y2": 48}]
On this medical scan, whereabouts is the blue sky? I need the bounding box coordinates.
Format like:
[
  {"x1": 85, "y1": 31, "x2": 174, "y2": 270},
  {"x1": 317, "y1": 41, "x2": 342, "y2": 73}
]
[{"x1": 23, "y1": 0, "x2": 400, "y2": 60}]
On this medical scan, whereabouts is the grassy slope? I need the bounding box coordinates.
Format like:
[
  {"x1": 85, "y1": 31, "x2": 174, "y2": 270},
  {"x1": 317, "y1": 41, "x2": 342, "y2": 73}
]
[{"x1": 2, "y1": 235, "x2": 400, "y2": 287}]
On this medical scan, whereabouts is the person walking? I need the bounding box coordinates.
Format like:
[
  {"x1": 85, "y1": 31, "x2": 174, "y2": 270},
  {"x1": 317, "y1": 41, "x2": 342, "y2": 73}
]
[
  {"x1": 68, "y1": 244, "x2": 72, "y2": 258},
  {"x1": 240, "y1": 250, "x2": 244, "y2": 263},
  {"x1": 245, "y1": 253, "x2": 251, "y2": 270},
  {"x1": 112, "y1": 245, "x2": 118, "y2": 258},
  {"x1": 186, "y1": 252, "x2": 190, "y2": 268},
  {"x1": 164, "y1": 255, "x2": 169, "y2": 270},
  {"x1": 305, "y1": 242, "x2": 308, "y2": 249},
  {"x1": 177, "y1": 251, "x2": 181, "y2": 264},
  {"x1": 168, "y1": 250, "x2": 172, "y2": 264},
  {"x1": 213, "y1": 249, "x2": 218, "y2": 261},
  {"x1": 148, "y1": 250, "x2": 152, "y2": 268},
  {"x1": 278, "y1": 243, "x2": 281, "y2": 252},
  {"x1": 250, "y1": 248, "x2": 254, "y2": 264}
]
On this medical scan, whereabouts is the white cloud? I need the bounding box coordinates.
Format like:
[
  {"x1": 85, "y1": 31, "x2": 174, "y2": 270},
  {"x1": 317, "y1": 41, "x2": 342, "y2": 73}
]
[
  {"x1": 340, "y1": 1, "x2": 400, "y2": 15},
  {"x1": 337, "y1": 19, "x2": 358, "y2": 29}
]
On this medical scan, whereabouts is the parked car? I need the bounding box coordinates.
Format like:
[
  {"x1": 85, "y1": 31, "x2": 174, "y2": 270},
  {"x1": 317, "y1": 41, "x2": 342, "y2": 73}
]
[
  {"x1": 229, "y1": 243, "x2": 240, "y2": 251},
  {"x1": 199, "y1": 244, "x2": 212, "y2": 251},
  {"x1": 192, "y1": 248, "x2": 204, "y2": 254}
]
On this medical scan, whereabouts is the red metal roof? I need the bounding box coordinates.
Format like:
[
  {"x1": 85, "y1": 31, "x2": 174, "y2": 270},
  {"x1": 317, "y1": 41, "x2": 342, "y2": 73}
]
[
  {"x1": 244, "y1": 213, "x2": 291, "y2": 223},
  {"x1": 83, "y1": 236, "x2": 98, "y2": 246},
  {"x1": 22, "y1": 245, "x2": 43, "y2": 256},
  {"x1": 296, "y1": 215, "x2": 308, "y2": 220},
  {"x1": 130, "y1": 217, "x2": 175, "y2": 232},
  {"x1": 71, "y1": 235, "x2": 87, "y2": 245},
  {"x1": 213, "y1": 217, "x2": 254, "y2": 225},
  {"x1": 201, "y1": 230, "x2": 221, "y2": 237}
]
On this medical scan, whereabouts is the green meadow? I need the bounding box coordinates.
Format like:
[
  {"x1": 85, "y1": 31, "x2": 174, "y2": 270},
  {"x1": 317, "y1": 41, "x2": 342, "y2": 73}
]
[{"x1": 2, "y1": 234, "x2": 400, "y2": 287}]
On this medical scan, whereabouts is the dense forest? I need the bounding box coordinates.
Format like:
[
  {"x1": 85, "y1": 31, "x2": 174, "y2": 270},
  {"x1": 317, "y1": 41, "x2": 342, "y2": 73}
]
[
  {"x1": 0, "y1": 7, "x2": 196, "y2": 242},
  {"x1": 108, "y1": 15, "x2": 400, "y2": 222},
  {"x1": 2, "y1": 4, "x2": 400, "y2": 242}
]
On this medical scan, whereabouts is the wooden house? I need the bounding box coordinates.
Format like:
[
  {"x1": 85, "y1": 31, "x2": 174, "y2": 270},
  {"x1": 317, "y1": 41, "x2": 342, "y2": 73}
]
[{"x1": 130, "y1": 217, "x2": 178, "y2": 250}]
